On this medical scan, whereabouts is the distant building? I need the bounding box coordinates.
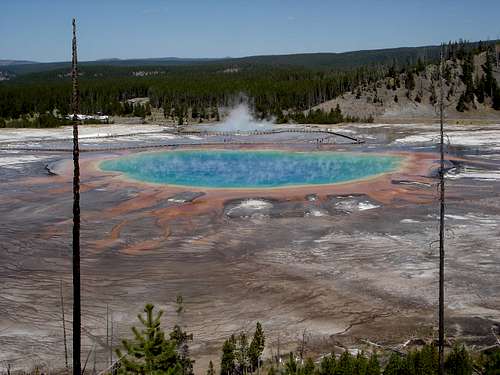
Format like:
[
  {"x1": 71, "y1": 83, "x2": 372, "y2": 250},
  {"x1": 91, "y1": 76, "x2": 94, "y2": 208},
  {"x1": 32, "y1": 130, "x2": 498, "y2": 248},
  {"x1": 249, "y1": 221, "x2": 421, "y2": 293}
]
[
  {"x1": 66, "y1": 114, "x2": 109, "y2": 123},
  {"x1": 0, "y1": 71, "x2": 14, "y2": 81}
]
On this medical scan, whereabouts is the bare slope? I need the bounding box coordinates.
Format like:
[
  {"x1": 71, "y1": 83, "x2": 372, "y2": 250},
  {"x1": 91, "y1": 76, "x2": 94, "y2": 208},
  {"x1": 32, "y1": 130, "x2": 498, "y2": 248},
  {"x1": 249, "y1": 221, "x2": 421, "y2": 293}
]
[{"x1": 313, "y1": 52, "x2": 500, "y2": 123}]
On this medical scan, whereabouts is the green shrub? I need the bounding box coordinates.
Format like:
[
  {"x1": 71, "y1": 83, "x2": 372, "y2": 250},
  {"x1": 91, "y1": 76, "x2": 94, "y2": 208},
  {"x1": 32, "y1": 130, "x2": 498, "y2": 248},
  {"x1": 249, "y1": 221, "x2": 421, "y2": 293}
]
[
  {"x1": 482, "y1": 348, "x2": 500, "y2": 375},
  {"x1": 444, "y1": 345, "x2": 472, "y2": 375},
  {"x1": 115, "y1": 304, "x2": 190, "y2": 375}
]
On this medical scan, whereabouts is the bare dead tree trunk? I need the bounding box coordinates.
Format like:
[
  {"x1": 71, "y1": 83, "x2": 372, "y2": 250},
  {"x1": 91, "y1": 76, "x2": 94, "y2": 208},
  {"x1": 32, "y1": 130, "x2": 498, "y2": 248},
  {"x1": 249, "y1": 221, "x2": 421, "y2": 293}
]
[
  {"x1": 277, "y1": 335, "x2": 281, "y2": 368},
  {"x1": 110, "y1": 310, "x2": 114, "y2": 367},
  {"x1": 82, "y1": 345, "x2": 95, "y2": 375},
  {"x1": 71, "y1": 17, "x2": 82, "y2": 375},
  {"x1": 60, "y1": 280, "x2": 69, "y2": 373},
  {"x1": 298, "y1": 329, "x2": 307, "y2": 362},
  {"x1": 92, "y1": 348, "x2": 97, "y2": 375},
  {"x1": 106, "y1": 304, "x2": 110, "y2": 367},
  {"x1": 438, "y1": 44, "x2": 446, "y2": 375}
]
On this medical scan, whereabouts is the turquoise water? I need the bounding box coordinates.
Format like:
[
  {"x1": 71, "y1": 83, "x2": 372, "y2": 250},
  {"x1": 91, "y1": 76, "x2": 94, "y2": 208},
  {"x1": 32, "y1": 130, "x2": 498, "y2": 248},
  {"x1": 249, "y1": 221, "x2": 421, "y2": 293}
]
[{"x1": 100, "y1": 150, "x2": 401, "y2": 188}]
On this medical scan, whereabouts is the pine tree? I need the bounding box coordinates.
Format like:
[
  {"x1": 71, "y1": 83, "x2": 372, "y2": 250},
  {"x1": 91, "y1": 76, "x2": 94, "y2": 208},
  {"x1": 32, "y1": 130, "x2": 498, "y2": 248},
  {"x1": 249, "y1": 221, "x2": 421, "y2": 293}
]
[
  {"x1": 236, "y1": 333, "x2": 250, "y2": 374},
  {"x1": 493, "y1": 87, "x2": 500, "y2": 110},
  {"x1": 335, "y1": 351, "x2": 354, "y2": 375},
  {"x1": 319, "y1": 354, "x2": 336, "y2": 375},
  {"x1": 303, "y1": 358, "x2": 315, "y2": 375},
  {"x1": 460, "y1": 53, "x2": 475, "y2": 105},
  {"x1": 456, "y1": 93, "x2": 466, "y2": 112},
  {"x1": 334, "y1": 104, "x2": 342, "y2": 116},
  {"x1": 115, "y1": 304, "x2": 183, "y2": 374},
  {"x1": 366, "y1": 353, "x2": 381, "y2": 375},
  {"x1": 475, "y1": 77, "x2": 486, "y2": 103},
  {"x1": 249, "y1": 322, "x2": 266, "y2": 370},
  {"x1": 444, "y1": 345, "x2": 472, "y2": 375},
  {"x1": 284, "y1": 353, "x2": 297, "y2": 375},
  {"x1": 133, "y1": 103, "x2": 146, "y2": 118},
  {"x1": 419, "y1": 344, "x2": 439, "y2": 374},
  {"x1": 352, "y1": 352, "x2": 368, "y2": 375},
  {"x1": 170, "y1": 325, "x2": 194, "y2": 375},
  {"x1": 482, "y1": 48, "x2": 498, "y2": 98},
  {"x1": 382, "y1": 353, "x2": 402, "y2": 375},
  {"x1": 482, "y1": 348, "x2": 500, "y2": 375},
  {"x1": 220, "y1": 336, "x2": 237, "y2": 375},
  {"x1": 416, "y1": 58, "x2": 426, "y2": 74}
]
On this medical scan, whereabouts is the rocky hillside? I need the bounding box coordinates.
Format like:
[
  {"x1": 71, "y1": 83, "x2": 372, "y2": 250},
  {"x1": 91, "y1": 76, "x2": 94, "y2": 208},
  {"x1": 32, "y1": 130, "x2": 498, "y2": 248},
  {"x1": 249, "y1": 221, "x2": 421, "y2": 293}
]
[{"x1": 313, "y1": 50, "x2": 500, "y2": 123}]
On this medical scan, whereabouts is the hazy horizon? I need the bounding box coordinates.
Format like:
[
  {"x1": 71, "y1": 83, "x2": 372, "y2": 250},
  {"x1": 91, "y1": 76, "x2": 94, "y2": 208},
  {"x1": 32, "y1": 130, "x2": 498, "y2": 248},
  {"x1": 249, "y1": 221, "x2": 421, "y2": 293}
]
[
  {"x1": 3, "y1": 40, "x2": 492, "y2": 65},
  {"x1": 1, "y1": 0, "x2": 500, "y2": 63}
]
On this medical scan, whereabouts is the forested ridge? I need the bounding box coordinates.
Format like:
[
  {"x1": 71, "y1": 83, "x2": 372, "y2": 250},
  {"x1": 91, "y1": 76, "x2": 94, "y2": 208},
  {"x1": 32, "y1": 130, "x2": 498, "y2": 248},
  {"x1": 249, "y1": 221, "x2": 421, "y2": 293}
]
[
  {"x1": 1, "y1": 43, "x2": 448, "y2": 75},
  {"x1": 0, "y1": 39, "x2": 498, "y2": 128},
  {"x1": 0, "y1": 64, "x2": 389, "y2": 125}
]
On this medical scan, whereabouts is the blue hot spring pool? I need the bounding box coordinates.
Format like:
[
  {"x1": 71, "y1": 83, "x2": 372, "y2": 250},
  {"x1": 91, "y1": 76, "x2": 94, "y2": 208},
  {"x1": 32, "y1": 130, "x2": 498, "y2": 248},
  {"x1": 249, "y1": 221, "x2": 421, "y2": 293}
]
[{"x1": 100, "y1": 150, "x2": 402, "y2": 188}]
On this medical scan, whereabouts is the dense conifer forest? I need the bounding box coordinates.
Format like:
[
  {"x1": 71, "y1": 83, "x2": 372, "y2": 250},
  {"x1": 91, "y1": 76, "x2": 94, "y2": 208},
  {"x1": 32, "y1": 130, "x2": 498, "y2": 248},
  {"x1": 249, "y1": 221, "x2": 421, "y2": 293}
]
[
  {"x1": 0, "y1": 64, "x2": 386, "y2": 125},
  {"x1": 0, "y1": 40, "x2": 497, "y2": 128}
]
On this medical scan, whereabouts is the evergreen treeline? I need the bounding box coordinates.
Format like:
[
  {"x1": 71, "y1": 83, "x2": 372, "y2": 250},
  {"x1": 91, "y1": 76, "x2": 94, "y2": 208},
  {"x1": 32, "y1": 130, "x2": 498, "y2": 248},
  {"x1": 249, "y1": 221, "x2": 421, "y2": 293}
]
[
  {"x1": 0, "y1": 112, "x2": 108, "y2": 128},
  {"x1": 456, "y1": 46, "x2": 500, "y2": 112},
  {"x1": 283, "y1": 105, "x2": 373, "y2": 124},
  {"x1": 114, "y1": 304, "x2": 500, "y2": 375},
  {"x1": 0, "y1": 64, "x2": 386, "y2": 124},
  {"x1": 1, "y1": 39, "x2": 498, "y2": 127},
  {"x1": 436, "y1": 39, "x2": 500, "y2": 112},
  {"x1": 0, "y1": 78, "x2": 151, "y2": 120}
]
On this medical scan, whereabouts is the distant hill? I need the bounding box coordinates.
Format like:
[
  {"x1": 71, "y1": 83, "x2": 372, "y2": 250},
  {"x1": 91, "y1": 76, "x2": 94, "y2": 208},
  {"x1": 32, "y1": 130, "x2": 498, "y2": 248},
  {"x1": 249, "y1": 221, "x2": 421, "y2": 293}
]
[
  {"x1": 1, "y1": 57, "x2": 222, "y2": 75},
  {"x1": 0, "y1": 59, "x2": 38, "y2": 67},
  {"x1": 313, "y1": 50, "x2": 500, "y2": 121},
  {"x1": 0, "y1": 45, "x2": 446, "y2": 76},
  {"x1": 3, "y1": 41, "x2": 497, "y2": 77},
  {"x1": 225, "y1": 46, "x2": 441, "y2": 69}
]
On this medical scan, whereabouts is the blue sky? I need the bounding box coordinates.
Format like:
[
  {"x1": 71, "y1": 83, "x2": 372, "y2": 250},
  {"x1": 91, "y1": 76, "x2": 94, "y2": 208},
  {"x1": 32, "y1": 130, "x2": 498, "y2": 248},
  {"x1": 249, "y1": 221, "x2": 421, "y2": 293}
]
[{"x1": 1, "y1": 0, "x2": 499, "y2": 62}]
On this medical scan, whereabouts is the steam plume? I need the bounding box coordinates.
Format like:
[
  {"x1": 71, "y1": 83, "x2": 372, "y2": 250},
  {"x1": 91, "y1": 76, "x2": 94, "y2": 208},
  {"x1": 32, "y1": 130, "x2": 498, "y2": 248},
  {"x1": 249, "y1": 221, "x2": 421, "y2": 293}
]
[{"x1": 215, "y1": 104, "x2": 274, "y2": 131}]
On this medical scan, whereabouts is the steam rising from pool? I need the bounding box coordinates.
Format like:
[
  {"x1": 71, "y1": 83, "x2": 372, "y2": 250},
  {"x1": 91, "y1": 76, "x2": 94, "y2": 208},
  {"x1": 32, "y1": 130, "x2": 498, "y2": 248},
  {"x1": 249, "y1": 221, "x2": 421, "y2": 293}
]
[
  {"x1": 215, "y1": 104, "x2": 274, "y2": 131},
  {"x1": 101, "y1": 150, "x2": 401, "y2": 189}
]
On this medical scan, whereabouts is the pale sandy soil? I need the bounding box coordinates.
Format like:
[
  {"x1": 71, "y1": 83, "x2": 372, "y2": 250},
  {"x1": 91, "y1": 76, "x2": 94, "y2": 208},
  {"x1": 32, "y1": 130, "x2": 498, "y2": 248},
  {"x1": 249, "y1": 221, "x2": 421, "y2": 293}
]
[{"x1": 313, "y1": 57, "x2": 500, "y2": 124}]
